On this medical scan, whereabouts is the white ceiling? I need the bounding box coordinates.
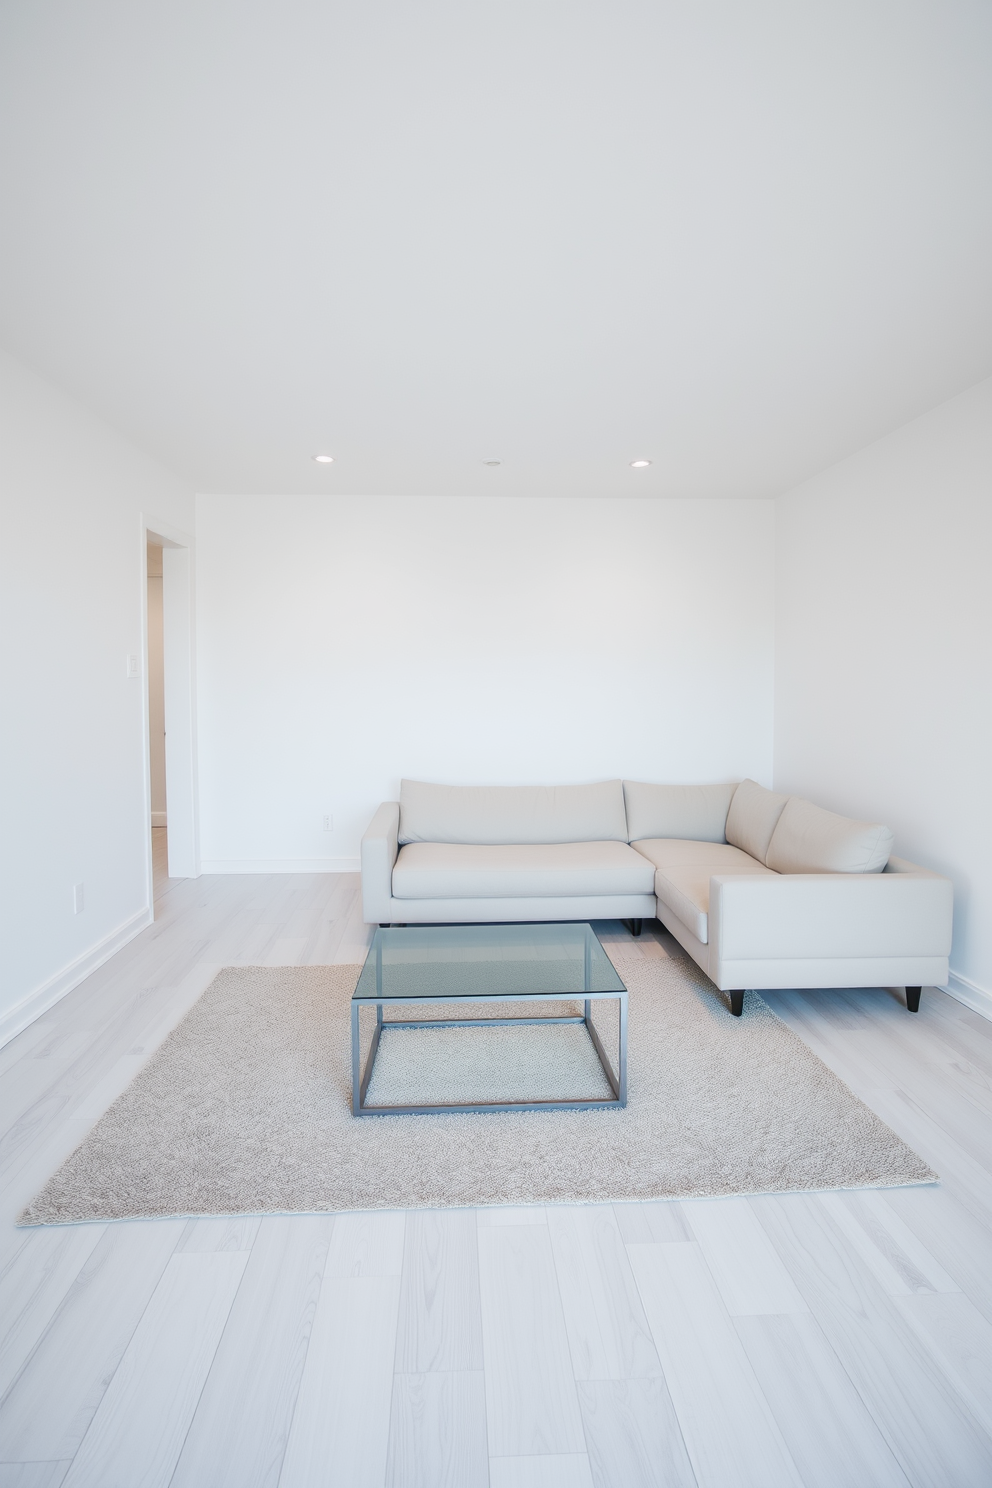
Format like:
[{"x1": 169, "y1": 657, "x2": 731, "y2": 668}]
[{"x1": 1, "y1": 1, "x2": 990, "y2": 497}]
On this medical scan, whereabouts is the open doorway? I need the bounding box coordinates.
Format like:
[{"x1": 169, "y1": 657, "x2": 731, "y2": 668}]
[
  {"x1": 144, "y1": 519, "x2": 199, "y2": 910},
  {"x1": 146, "y1": 541, "x2": 171, "y2": 900}
]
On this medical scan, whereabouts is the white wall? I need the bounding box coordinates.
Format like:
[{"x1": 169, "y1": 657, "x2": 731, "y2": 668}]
[
  {"x1": 0, "y1": 349, "x2": 194, "y2": 1042},
  {"x1": 775, "y1": 376, "x2": 992, "y2": 1004},
  {"x1": 195, "y1": 495, "x2": 775, "y2": 871}
]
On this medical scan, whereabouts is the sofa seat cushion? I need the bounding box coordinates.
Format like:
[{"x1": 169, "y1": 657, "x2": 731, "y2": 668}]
[
  {"x1": 391, "y1": 840, "x2": 656, "y2": 900},
  {"x1": 631, "y1": 839, "x2": 776, "y2": 944},
  {"x1": 631, "y1": 839, "x2": 762, "y2": 872}
]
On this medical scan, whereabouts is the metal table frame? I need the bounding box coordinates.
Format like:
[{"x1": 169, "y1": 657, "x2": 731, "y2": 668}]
[{"x1": 351, "y1": 930, "x2": 628, "y2": 1118}]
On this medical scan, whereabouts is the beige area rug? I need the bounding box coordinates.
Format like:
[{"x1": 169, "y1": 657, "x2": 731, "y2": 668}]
[{"x1": 21, "y1": 954, "x2": 936, "y2": 1224}]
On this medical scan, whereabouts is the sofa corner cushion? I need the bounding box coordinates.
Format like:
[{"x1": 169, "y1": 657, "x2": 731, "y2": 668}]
[
  {"x1": 398, "y1": 779, "x2": 628, "y2": 846},
  {"x1": 725, "y1": 779, "x2": 790, "y2": 865},
  {"x1": 391, "y1": 840, "x2": 656, "y2": 899},
  {"x1": 765, "y1": 796, "x2": 894, "y2": 875},
  {"x1": 622, "y1": 781, "x2": 737, "y2": 844}
]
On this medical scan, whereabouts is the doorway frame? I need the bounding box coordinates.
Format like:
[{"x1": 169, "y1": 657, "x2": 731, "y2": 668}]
[{"x1": 142, "y1": 515, "x2": 200, "y2": 904}]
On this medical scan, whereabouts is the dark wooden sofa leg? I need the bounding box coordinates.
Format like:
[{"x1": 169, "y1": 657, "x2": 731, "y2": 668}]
[
  {"x1": 729, "y1": 990, "x2": 744, "y2": 1017},
  {"x1": 906, "y1": 986, "x2": 922, "y2": 1013},
  {"x1": 622, "y1": 918, "x2": 643, "y2": 937}
]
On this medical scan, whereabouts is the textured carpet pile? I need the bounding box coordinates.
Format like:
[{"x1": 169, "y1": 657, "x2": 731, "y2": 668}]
[{"x1": 21, "y1": 953, "x2": 935, "y2": 1224}]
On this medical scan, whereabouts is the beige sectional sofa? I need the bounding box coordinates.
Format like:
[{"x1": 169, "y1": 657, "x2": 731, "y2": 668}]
[{"x1": 361, "y1": 777, "x2": 953, "y2": 1013}]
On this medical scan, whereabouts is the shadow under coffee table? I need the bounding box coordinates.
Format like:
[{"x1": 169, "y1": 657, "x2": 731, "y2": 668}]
[{"x1": 351, "y1": 922, "x2": 628, "y2": 1117}]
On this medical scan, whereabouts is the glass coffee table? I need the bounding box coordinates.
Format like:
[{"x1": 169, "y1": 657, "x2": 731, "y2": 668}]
[{"x1": 351, "y1": 922, "x2": 628, "y2": 1116}]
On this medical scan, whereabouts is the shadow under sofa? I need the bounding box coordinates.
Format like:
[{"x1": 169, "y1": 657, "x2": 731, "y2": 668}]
[{"x1": 360, "y1": 778, "x2": 953, "y2": 1015}]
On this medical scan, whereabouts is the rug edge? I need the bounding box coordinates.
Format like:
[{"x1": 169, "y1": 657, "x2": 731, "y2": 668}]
[{"x1": 17, "y1": 1172, "x2": 940, "y2": 1228}]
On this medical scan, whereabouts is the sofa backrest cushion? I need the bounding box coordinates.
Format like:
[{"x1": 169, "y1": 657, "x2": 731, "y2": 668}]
[
  {"x1": 725, "y1": 779, "x2": 790, "y2": 864},
  {"x1": 766, "y1": 796, "x2": 894, "y2": 874},
  {"x1": 623, "y1": 781, "x2": 738, "y2": 845},
  {"x1": 398, "y1": 779, "x2": 629, "y2": 846}
]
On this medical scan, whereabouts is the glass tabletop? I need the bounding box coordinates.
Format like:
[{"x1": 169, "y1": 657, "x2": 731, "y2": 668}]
[{"x1": 353, "y1": 922, "x2": 626, "y2": 1000}]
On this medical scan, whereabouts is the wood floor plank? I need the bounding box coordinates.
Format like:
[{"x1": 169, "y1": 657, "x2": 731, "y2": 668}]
[
  {"x1": 385, "y1": 1372, "x2": 488, "y2": 1488},
  {"x1": 611, "y1": 1200, "x2": 690, "y2": 1244},
  {"x1": 262, "y1": 938, "x2": 308, "y2": 967},
  {"x1": 734, "y1": 1312, "x2": 910, "y2": 1488},
  {"x1": 0, "y1": 1225, "x2": 105, "y2": 1398},
  {"x1": 301, "y1": 876, "x2": 362, "y2": 965},
  {"x1": 883, "y1": 1184, "x2": 992, "y2": 1325},
  {"x1": 0, "y1": 1040, "x2": 90, "y2": 1139},
  {"x1": 895, "y1": 1291, "x2": 992, "y2": 1437},
  {"x1": 278, "y1": 1275, "x2": 400, "y2": 1488},
  {"x1": 325, "y1": 1209, "x2": 406, "y2": 1278},
  {"x1": 841, "y1": 1004, "x2": 992, "y2": 1098},
  {"x1": 489, "y1": 1454, "x2": 595, "y2": 1488},
  {"x1": 0, "y1": 1016, "x2": 59, "y2": 1078},
  {"x1": 752, "y1": 1192, "x2": 992, "y2": 1488},
  {"x1": 0, "y1": 1220, "x2": 184, "y2": 1461},
  {"x1": 820, "y1": 1191, "x2": 960, "y2": 1296},
  {"x1": 477, "y1": 1224, "x2": 586, "y2": 1457},
  {"x1": 626, "y1": 1240, "x2": 802, "y2": 1488},
  {"x1": 680, "y1": 1198, "x2": 810, "y2": 1316},
  {"x1": 853, "y1": 1024, "x2": 992, "y2": 1143},
  {"x1": 0, "y1": 1465, "x2": 71, "y2": 1488},
  {"x1": 395, "y1": 1209, "x2": 483, "y2": 1373},
  {"x1": 59, "y1": 1249, "x2": 247, "y2": 1488},
  {"x1": 176, "y1": 1215, "x2": 262, "y2": 1252},
  {"x1": 546, "y1": 1205, "x2": 662, "y2": 1380},
  {"x1": 171, "y1": 1214, "x2": 334, "y2": 1488},
  {"x1": 477, "y1": 1206, "x2": 547, "y2": 1226},
  {"x1": 855, "y1": 1087, "x2": 992, "y2": 1227},
  {"x1": 576, "y1": 1377, "x2": 696, "y2": 1488},
  {"x1": 0, "y1": 1117, "x2": 101, "y2": 1256}
]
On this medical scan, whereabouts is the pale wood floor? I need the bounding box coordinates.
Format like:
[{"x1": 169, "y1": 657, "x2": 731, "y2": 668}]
[{"x1": 2, "y1": 828, "x2": 992, "y2": 1486}]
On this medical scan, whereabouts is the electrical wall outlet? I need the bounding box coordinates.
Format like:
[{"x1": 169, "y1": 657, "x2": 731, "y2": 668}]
[
  {"x1": 323, "y1": 815, "x2": 334, "y2": 832},
  {"x1": 73, "y1": 883, "x2": 84, "y2": 914}
]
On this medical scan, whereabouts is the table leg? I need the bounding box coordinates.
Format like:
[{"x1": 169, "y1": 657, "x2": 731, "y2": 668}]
[{"x1": 351, "y1": 1001, "x2": 362, "y2": 1115}]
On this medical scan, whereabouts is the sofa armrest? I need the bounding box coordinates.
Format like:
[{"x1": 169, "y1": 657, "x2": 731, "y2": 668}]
[
  {"x1": 361, "y1": 802, "x2": 400, "y2": 924},
  {"x1": 710, "y1": 871, "x2": 953, "y2": 962}
]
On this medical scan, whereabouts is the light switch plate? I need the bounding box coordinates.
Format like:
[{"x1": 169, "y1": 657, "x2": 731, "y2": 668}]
[{"x1": 126, "y1": 654, "x2": 140, "y2": 678}]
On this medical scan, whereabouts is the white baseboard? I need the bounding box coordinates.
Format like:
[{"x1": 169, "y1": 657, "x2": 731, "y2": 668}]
[
  {"x1": 199, "y1": 858, "x2": 361, "y2": 874},
  {"x1": 151, "y1": 812, "x2": 167, "y2": 827},
  {"x1": 0, "y1": 906, "x2": 153, "y2": 1050},
  {"x1": 942, "y1": 969, "x2": 992, "y2": 1023}
]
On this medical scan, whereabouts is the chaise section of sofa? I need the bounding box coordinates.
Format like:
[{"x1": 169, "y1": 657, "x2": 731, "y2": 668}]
[{"x1": 624, "y1": 778, "x2": 953, "y2": 1012}]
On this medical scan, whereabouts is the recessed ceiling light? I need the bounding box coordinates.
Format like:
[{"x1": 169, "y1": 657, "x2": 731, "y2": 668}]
[
  {"x1": 630, "y1": 459, "x2": 652, "y2": 468},
  {"x1": 483, "y1": 458, "x2": 501, "y2": 466},
  {"x1": 312, "y1": 454, "x2": 334, "y2": 464}
]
